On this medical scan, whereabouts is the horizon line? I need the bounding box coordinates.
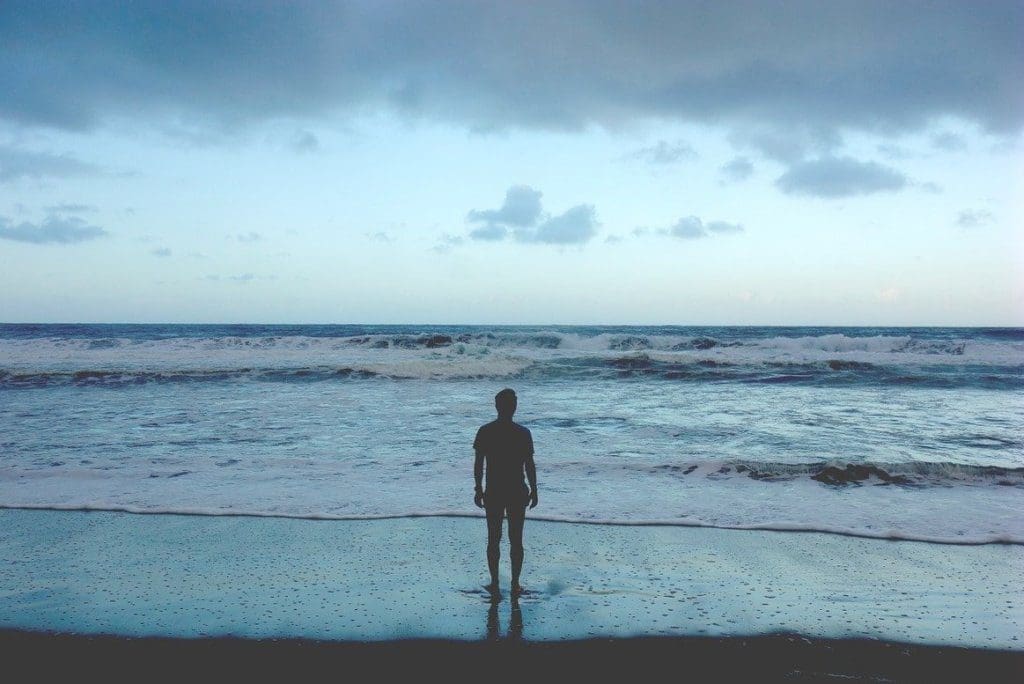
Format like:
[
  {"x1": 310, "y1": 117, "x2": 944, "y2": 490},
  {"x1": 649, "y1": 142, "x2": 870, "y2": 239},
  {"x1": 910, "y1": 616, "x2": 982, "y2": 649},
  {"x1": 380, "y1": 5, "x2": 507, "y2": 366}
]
[{"x1": 2, "y1": 321, "x2": 1022, "y2": 329}]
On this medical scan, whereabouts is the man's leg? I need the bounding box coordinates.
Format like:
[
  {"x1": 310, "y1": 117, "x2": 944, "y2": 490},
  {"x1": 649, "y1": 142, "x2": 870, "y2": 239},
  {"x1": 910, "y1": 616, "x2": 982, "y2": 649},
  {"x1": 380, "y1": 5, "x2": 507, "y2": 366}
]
[
  {"x1": 485, "y1": 501, "x2": 504, "y2": 589},
  {"x1": 507, "y1": 502, "x2": 526, "y2": 592}
]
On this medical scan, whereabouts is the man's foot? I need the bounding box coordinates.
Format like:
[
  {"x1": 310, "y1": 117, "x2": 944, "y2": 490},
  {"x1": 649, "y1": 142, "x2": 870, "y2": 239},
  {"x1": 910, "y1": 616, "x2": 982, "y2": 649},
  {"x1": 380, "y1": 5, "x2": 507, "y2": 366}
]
[
  {"x1": 511, "y1": 583, "x2": 527, "y2": 597},
  {"x1": 483, "y1": 582, "x2": 501, "y2": 597}
]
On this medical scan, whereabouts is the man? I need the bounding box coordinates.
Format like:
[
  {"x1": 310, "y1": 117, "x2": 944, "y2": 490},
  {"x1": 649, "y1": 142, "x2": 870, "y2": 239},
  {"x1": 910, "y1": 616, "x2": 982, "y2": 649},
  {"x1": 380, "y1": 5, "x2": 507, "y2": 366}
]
[{"x1": 473, "y1": 388, "x2": 538, "y2": 596}]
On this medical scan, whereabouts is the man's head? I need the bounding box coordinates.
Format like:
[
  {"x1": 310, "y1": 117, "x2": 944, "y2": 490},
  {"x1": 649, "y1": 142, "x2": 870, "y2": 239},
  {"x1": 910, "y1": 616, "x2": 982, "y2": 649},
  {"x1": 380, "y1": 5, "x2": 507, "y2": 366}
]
[{"x1": 495, "y1": 388, "x2": 517, "y2": 419}]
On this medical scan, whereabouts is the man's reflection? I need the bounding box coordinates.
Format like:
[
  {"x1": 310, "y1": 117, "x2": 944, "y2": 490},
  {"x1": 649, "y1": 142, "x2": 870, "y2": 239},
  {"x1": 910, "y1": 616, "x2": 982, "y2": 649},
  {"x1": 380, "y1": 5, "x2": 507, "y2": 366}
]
[{"x1": 484, "y1": 593, "x2": 524, "y2": 641}]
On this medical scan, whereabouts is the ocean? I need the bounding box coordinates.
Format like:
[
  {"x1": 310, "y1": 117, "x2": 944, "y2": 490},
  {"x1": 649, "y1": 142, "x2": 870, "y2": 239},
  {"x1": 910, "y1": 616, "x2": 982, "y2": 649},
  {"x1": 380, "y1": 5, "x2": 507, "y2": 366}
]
[{"x1": 1, "y1": 324, "x2": 1022, "y2": 545}]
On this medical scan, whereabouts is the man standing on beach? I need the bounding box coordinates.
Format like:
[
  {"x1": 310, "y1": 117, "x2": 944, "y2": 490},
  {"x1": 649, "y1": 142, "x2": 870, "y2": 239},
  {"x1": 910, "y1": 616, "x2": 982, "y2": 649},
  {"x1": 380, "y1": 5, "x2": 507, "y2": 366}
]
[{"x1": 474, "y1": 388, "x2": 538, "y2": 596}]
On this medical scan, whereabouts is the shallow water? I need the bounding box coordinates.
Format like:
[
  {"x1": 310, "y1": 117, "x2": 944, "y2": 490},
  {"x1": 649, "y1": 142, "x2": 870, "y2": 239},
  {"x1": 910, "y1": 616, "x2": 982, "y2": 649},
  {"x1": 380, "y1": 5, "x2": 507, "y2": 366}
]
[{"x1": 1, "y1": 324, "x2": 1022, "y2": 543}]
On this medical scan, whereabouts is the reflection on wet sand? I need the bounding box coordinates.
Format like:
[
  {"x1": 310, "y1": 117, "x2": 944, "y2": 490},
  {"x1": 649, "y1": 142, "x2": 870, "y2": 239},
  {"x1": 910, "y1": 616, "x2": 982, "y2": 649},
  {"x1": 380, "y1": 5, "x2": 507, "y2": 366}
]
[{"x1": 486, "y1": 594, "x2": 523, "y2": 641}]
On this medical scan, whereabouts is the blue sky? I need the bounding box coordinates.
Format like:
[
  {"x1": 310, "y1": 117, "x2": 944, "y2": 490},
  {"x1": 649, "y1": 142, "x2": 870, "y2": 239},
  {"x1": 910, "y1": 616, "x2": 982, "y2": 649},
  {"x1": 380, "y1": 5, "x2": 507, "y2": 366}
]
[{"x1": 1, "y1": 1, "x2": 1021, "y2": 325}]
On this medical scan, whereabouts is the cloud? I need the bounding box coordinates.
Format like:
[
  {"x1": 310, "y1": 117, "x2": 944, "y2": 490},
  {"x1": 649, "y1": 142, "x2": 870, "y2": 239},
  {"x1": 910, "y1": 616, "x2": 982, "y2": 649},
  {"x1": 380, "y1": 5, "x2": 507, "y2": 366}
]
[
  {"x1": 367, "y1": 231, "x2": 392, "y2": 243},
  {"x1": 775, "y1": 156, "x2": 907, "y2": 197},
  {"x1": 431, "y1": 233, "x2": 465, "y2": 253},
  {"x1": 625, "y1": 140, "x2": 697, "y2": 164},
  {"x1": 0, "y1": 145, "x2": 101, "y2": 182},
  {"x1": 876, "y1": 143, "x2": 911, "y2": 160},
  {"x1": 720, "y1": 156, "x2": 753, "y2": 182},
  {"x1": 468, "y1": 185, "x2": 543, "y2": 228},
  {"x1": 667, "y1": 216, "x2": 744, "y2": 239},
  {"x1": 151, "y1": 247, "x2": 172, "y2": 257},
  {"x1": 956, "y1": 209, "x2": 994, "y2": 228},
  {"x1": 204, "y1": 273, "x2": 275, "y2": 283},
  {"x1": 235, "y1": 231, "x2": 262, "y2": 242},
  {"x1": 729, "y1": 127, "x2": 843, "y2": 163},
  {"x1": 1, "y1": 3, "x2": 1019, "y2": 138},
  {"x1": 931, "y1": 132, "x2": 967, "y2": 151},
  {"x1": 468, "y1": 224, "x2": 508, "y2": 241},
  {"x1": 291, "y1": 130, "x2": 319, "y2": 153},
  {"x1": 0, "y1": 214, "x2": 107, "y2": 243},
  {"x1": 466, "y1": 186, "x2": 597, "y2": 245},
  {"x1": 46, "y1": 202, "x2": 96, "y2": 213},
  {"x1": 527, "y1": 205, "x2": 598, "y2": 244},
  {"x1": 706, "y1": 220, "x2": 744, "y2": 234}
]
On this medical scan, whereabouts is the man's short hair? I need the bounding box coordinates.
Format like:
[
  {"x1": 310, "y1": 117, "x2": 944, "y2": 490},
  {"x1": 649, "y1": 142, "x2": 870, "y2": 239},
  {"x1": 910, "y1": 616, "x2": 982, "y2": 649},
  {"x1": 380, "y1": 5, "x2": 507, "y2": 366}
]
[{"x1": 495, "y1": 388, "x2": 517, "y2": 405}]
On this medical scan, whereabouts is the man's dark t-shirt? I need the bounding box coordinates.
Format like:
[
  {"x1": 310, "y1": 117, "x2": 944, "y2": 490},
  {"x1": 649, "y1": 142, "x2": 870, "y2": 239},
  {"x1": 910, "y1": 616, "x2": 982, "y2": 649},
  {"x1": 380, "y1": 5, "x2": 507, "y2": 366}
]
[{"x1": 474, "y1": 419, "x2": 534, "y2": 499}]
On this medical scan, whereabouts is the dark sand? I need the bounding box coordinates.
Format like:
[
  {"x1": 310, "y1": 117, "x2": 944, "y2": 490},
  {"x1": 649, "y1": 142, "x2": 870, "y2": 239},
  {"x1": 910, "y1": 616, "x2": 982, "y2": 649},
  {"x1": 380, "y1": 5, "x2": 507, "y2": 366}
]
[{"x1": 2, "y1": 629, "x2": 1022, "y2": 683}]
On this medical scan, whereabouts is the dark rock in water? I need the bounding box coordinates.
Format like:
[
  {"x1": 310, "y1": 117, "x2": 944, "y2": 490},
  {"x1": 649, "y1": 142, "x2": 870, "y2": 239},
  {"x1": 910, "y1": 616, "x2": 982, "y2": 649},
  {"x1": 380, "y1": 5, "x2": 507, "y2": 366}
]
[
  {"x1": 671, "y1": 337, "x2": 720, "y2": 350},
  {"x1": 608, "y1": 336, "x2": 651, "y2": 351},
  {"x1": 683, "y1": 465, "x2": 698, "y2": 475},
  {"x1": 423, "y1": 335, "x2": 452, "y2": 348},
  {"x1": 826, "y1": 359, "x2": 875, "y2": 371},
  {"x1": 610, "y1": 355, "x2": 653, "y2": 371},
  {"x1": 812, "y1": 464, "x2": 911, "y2": 486},
  {"x1": 691, "y1": 337, "x2": 720, "y2": 350}
]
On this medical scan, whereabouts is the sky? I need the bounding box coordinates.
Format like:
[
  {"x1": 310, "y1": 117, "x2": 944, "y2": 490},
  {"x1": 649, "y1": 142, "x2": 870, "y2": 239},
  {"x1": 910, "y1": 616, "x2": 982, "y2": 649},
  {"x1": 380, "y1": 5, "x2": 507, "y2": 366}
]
[{"x1": 0, "y1": 1, "x2": 1021, "y2": 326}]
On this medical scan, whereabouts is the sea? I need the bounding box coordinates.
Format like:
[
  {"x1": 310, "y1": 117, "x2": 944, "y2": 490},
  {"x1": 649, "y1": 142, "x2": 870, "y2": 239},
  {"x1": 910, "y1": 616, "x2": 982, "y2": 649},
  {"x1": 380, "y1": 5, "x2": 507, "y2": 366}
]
[{"x1": 1, "y1": 324, "x2": 1022, "y2": 545}]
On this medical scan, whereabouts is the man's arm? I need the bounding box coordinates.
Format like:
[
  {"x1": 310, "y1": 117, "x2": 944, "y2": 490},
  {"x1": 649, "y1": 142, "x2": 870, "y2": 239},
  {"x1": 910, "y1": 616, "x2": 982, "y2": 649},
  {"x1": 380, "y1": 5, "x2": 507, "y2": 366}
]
[
  {"x1": 525, "y1": 431, "x2": 538, "y2": 509},
  {"x1": 473, "y1": 448, "x2": 485, "y2": 508}
]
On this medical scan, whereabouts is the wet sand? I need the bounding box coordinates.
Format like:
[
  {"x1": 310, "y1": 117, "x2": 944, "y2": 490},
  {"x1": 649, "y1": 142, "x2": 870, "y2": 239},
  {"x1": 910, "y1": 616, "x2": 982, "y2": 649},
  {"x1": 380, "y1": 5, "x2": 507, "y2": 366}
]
[{"x1": 0, "y1": 508, "x2": 1021, "y2": 680}]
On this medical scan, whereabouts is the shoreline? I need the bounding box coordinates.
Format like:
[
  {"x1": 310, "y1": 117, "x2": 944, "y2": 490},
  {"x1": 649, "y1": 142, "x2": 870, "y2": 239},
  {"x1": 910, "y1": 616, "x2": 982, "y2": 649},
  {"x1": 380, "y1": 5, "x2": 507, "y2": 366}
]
[
  {"x1": 1, "y1": 504, "x2": 1019, "y2": 547},
  {"x1": 3, "y1": 629, "x2": 1022, "y2": 682}
]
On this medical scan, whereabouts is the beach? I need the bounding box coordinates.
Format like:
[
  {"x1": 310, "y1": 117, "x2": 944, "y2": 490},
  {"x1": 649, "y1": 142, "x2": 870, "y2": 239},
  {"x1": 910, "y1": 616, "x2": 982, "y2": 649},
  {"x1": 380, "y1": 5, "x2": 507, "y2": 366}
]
[{"x1": 1, "y1": 509, "x2": 1021, "y2": 680}]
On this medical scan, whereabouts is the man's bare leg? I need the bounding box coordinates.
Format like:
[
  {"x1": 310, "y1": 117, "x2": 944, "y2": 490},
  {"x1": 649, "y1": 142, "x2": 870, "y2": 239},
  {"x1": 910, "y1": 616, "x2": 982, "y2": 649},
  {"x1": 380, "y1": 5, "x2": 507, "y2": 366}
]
[
  {"x1": 508, "y1": 503, "x2": 526, "y2": 595},
  {"x1": 485, "y1": 503, "x2": 503, "y2": 594}
]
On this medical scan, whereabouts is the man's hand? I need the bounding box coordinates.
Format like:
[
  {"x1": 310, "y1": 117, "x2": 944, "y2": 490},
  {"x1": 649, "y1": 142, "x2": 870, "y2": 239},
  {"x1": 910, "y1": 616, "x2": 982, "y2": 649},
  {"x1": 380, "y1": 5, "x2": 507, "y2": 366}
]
[
  {"x1": 474, "y1": 489, "x2": 485, "y2": 508},
  {"x1": 528, "y1": 489, "x2": 538, "y2": 509}
]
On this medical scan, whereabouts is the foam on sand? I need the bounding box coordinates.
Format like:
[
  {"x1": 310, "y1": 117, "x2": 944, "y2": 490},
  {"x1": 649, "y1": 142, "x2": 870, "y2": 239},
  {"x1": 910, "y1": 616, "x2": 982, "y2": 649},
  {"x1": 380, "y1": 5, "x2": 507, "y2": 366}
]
[{"x1": 0, "y1": 509, "x2": 1019, "y2": 649}]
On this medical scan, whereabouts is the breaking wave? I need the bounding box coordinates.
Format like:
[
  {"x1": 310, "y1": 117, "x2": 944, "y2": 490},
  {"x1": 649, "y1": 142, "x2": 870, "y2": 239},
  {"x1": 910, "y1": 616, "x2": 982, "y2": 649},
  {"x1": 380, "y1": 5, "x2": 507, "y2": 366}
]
[{"x1": 2, "y1": 326, "x2": 1021, "y2": 388}]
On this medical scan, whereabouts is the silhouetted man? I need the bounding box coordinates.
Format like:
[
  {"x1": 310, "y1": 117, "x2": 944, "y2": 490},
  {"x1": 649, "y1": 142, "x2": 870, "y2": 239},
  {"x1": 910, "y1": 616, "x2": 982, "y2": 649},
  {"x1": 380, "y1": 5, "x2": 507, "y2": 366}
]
[{"x1": 474, "y1": 388, "x2": 538, "y2": 596}]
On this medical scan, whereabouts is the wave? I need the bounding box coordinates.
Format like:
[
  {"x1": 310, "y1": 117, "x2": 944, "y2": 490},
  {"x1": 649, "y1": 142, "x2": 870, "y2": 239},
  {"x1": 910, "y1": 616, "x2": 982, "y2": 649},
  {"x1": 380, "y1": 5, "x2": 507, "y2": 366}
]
[
  {"x1": 620, "y1": 459, "x2": 1024, "y2": 487},
  {"x1": 2, "y1": 329, "x2": 1021, "y2": 388},
  {"x1": 2, "y1": 358, "x2": 1021, "y2": 388},
  {"x1": 0, "y1": 330, "x2": 1015, "y2": 356},
  {"x1": 0, "y1": 367, "x2": 384, "y2": 387},
  {"x1": 2, "y1": 503, "x2": 1019, "y2": 546},
  {"x1": 3, "y1": 364, "x2": 1021, "y2": 389}
]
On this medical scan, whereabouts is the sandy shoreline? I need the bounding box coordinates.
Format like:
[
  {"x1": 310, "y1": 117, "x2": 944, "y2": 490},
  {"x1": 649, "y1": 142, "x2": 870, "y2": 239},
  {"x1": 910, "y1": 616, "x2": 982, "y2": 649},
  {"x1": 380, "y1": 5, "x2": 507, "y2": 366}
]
[
  {"x1": 1, "y1": 509, "x2": 1021, "y2": 650},
  {"x1": 2, "y1": 629, "x2": 1022, "y2": 682}
]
